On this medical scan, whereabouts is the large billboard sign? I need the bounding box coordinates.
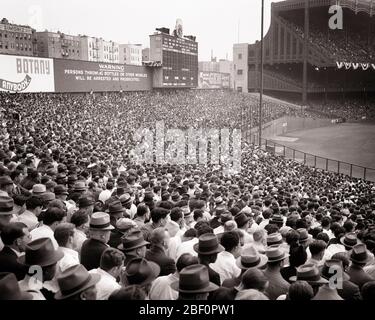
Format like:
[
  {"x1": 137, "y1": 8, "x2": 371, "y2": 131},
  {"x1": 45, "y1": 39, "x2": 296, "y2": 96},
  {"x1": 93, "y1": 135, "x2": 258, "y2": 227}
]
[
  {"x1": 0, "y1": 54, "x2": 55, "y2": 92},
  {"x1": 198, "y1": 72, "x2": 230, "y2": 89},
  {"x1": 54, "y1": 59, "x2": 152, "y2": 92}
]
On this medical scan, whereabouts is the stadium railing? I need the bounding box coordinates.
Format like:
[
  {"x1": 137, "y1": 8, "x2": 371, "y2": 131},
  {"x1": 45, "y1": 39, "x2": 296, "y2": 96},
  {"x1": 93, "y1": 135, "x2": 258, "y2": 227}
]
[{"x1": 246, "y1": 134, "x2": 375, "y2": 182}]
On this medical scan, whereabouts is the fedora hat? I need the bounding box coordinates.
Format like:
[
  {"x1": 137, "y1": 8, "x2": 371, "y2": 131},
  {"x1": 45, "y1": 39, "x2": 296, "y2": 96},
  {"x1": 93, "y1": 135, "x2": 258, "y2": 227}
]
[
  {"x1": 54, "y1": 185, "x2": 69, "y2": 196},
  {"x1": 297, "y1": 228, "x2": 310, "y2": 243},
  {"x1": 73, "y1": 181, "x2": 87, "y2": 191},
  {"x1": 350, "y1": 243, "x2": 372, "y2": 264},
  {"x1": 116, "y1": 218, "x2": 137, "y2": 232},
  {"x1": 171, "y1": 192, "x2": 181, "y2": 202},
  {"x1": 108, "y1": 200, "x2": 126, "y2": 215},
  {"x1": 270, "y1": 214, "x2": 284, "y2": 227},
  {"x1": 0, "y1": 273, "x2": 33, "y2": 300},
  {"x1": 171, "y1": 264, "x2": 219, "y2": 293},
  {"x1": 290, "y1": 264, "x2": 329, "y2": 285},
  {"x1": 124, "y1": 258, "x2": 160, "y2": 286},
  {"x1": 118, "y1": 230, "x2": 149, "y2": 251},
  {"x1": 236, "y1": 245, "x2": 268, "y2": 270},
  {"x1": 0, "y1": 196, "x2": 14, "y2": 216},
  {"x1": 321, "y1": 259, "x2": 350, "y2": 281},
  {"x1": 78, "y1": 195, "x2": 95, "y2": 208},
  {"x1": 119, "y1": 193, "x2": 132, "y2": 205},
  {"x1": 0, "y1": 176, "x2": 13, "y2": 186},
  {"x1": 39, "y1": 192, "x2": 55, "y2": 202},
  {"x1": 32, "y1": 184, "x2": 46, "y2": 194},
  {"x1": 267, "y1": 233, "x2": 283, "y2": 246},
  {"x1": 55, "y1": 264, "x2": 100, "y2": 300},
  {"x1": 265, "y1": 245, "x2": 289, "y2": 262},
  {"x1": 234, "y1": 212, "x2": 251, "y2": 228},
  {"x1": 193, "y1": 233, "x2": 224, "y2": 255},
  {"x1": 215, "y1": 196, "x2": 223, "y2": 205},
  {"x1": 340, "y1": 232, "x2": 360, "y2": 248},
  {"x1": 89, "y1": 212, "x2": 115, "y2": 231},
  {"x1": 18, "y1": 237, "x2": 64, "y2": 267},
  {"x1": 218, "y1": 212, "x2": 233, "y2": 224}
]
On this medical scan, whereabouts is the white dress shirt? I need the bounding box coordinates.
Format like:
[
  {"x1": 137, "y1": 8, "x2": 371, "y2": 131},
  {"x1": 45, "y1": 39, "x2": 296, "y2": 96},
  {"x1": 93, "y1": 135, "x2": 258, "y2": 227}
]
[
  {"x1": 149, "y1": 273, "x2": 179, "y2": 300},
  {"x1": 17, "y1": 210, "x2": 38, "y2": 230},
  {"x1": 89, "y1": 268, "x2": 121, "y2": 300},
  {"x1": 30, "y1": 224, "x2": 59, "y2": 249},
  {"x1": 176, "y1": 238, "x2": 198, "y2": 259},
  {"x1": 73, "y1": 229, "x2": 87, "y2": 253},
  {"x1": 56, "y1": 247, "x2": 80, "y2": 276},
  {"x1": 210, "y1": 251, "x2": 241, "y2": 284}
]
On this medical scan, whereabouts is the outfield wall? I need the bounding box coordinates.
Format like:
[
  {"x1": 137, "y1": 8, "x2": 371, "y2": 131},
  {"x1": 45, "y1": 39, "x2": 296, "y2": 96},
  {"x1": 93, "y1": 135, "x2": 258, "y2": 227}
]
[
  {"x1": 248, "y1": 116, "x2": 337, "y2": 139},
  {"x1": 0, "y1": 54, "x2": 152, "y2": 93}
]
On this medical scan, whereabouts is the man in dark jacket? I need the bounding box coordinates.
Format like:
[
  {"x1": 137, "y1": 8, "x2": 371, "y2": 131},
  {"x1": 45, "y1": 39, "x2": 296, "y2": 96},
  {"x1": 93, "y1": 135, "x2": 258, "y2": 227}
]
[
  {"x1": 0, "y1": 222, "x2": 31, "y2": 280},
  {"x1": 80, "y1": 212, "x2": 114, "y2": 270},
  {"x1": 145, "y1": 227, "x2": 176, "y2": 276}
]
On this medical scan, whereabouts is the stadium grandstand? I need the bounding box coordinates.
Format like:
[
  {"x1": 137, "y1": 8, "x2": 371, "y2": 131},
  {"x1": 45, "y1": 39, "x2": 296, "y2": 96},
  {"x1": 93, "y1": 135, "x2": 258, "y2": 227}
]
[
  {"x1": 0, "y1": 0, "x2": 375, "y2": 302},
  {"x1": 246, "y1": 0, "x2": 375, "y2": 110}
]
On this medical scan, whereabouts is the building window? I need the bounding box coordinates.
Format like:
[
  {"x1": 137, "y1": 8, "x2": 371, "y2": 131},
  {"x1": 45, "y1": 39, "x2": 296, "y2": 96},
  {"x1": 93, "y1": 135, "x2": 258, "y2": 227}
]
[
  {"x1": 237, "y1": 69, "x2": 243, "y2": 75},
  {"x1": 237, "y1": 87, "x2": 243, "y2": 92},
  {"x1": 238, "y1": 53, "x2": 242, "y2": 59}
]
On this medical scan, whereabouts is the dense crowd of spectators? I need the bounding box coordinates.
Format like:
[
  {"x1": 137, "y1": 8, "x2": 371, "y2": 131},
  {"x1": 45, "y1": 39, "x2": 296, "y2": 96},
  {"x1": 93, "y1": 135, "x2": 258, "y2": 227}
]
[
  {"x1": 283, "y1": 17, "x2": 375, "y2": 63},
  {"x1": 308, "y1": 99, "x2": 375, "y2": 121},
  {"x1": 0, "y1": 89, "x2": 374, "y2": 301}
]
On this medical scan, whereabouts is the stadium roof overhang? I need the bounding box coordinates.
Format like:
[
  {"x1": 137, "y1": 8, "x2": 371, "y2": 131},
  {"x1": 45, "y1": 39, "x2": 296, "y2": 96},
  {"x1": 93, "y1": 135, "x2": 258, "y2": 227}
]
[{"x1": 272, "y1": 0, "x2": 375, "y2": 17}]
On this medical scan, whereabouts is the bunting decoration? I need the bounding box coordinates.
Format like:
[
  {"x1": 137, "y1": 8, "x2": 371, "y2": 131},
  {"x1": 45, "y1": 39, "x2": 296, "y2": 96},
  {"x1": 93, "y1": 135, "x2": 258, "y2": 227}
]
[{"x1": 336, "y1": 62, "x2": 375, "y2": 71}]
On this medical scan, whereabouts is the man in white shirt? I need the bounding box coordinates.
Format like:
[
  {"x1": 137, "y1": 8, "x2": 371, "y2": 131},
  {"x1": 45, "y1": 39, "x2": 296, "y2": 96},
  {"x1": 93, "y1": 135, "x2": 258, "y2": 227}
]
[
  {"x1": 70, "y1": 209, "x2": 89, "y2": 253},
  {"x1": 149, "y1": 253, "x2": 199, "y2": 300},
  {"x1": 210, "y1": 231, "x2": 242, "y2": 284},
  {"x1": 176, "y1": 229, "x2": 199, "y2": 259},
  {"x1": 17, "y1": 196, "x2": 43, "y2": 231},
  {"x1": 30, "y1": 207, "x2": 66, "y2": 250},
  {"x1": 89, "y1": 247, "x2": 124, "y2": 300},
  {"x1": 54, "y1": 223, "x2": 80, "y2": 277}
]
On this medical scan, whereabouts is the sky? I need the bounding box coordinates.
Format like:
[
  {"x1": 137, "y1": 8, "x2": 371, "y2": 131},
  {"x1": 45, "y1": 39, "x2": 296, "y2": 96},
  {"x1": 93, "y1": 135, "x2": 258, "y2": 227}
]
[{"x1": 1, "y1": 0, "x2": 284, "y2": 61}]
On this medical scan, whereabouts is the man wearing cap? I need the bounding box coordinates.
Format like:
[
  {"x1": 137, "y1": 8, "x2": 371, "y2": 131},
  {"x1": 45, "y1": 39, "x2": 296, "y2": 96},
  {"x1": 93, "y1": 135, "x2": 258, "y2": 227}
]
[
  {"x1": 118, "y1": 230, "x2": 149, "y2": 266},
  {"x1": 18, "y1": 237, "x2": 64, "y2": 300},
  {"x1": 347, "y1": 244, "x2": 374, "y2": 288},
  {"x1": 264, "y1": 246, "x2": 290, "y2": 300},
  {"x1": 171, "y1": 264, "x2": 219, "y2": 300},
  {"x1": 123, "y1": 258, "x2": 160, "y2": 298},
  {"x1": 0, "y1": 272, "x2": 34, "y2": 300},
  {"x1": 108, "y1": 217, "x2": 137, "y2": 249},
  {"x1": 55, "y1": 264, "x2": 100, "y2": 300},
  {"x1": 89, "y1": 248, "x2": 124, "y2": 300},
  {"x1": 223, "y1": 245, "x2": 268, "y2": 290},
  {"x1": 194, "y1": 233, "x2": 223, "y2": 286},
  {"x1": 149, "y1": 253, "x2": 199, "y2": 300},
  {"x1": 55, "y1": 185, "x2": 76, "y2": 219},
  {"x1": 81, "y1": 212, "x2": 114, "y2": 271}
]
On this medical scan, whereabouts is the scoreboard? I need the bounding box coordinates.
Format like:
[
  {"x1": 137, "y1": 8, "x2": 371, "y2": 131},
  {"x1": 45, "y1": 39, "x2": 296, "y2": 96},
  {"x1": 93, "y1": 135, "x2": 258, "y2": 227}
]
[{"x1": 150, "y1": 30, "x2": 198, "y2": 88}]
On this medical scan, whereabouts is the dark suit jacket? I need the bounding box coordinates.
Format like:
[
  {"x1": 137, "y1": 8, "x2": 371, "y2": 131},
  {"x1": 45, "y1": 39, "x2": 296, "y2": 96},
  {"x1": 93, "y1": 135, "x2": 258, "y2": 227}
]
[
  {"x1": 0, "y1": 246, "x2": 28, "y2": 280},
  {"x1": 207, "y1": 265, "x2": 221, "y2": 286},
  {"x1": 145, "y1": 245, "x2": 176, "y2": 276},
  {"x1": 348, "y1": 264, "x2": 374, "y2": 289},
  {"x1": 222, "y1": 276, "x2": 241, "y2": 289},
  {"x1": 108, "y1": 229, "x2": 123, "y2": 249},
  {"x1": 338, "y1": 280, "x2": 361, "y2": 300},
  {"x1": 80, "y1": 239, "x2": 108, "y2": 271}
]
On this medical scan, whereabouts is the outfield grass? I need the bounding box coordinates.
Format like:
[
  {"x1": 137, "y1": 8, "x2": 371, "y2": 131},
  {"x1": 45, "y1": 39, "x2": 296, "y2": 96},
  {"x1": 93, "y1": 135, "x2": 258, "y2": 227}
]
[{"x1": 270, "y1": 123, "x2": 375, "y2": 181}]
